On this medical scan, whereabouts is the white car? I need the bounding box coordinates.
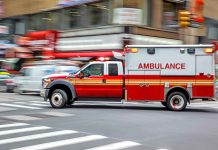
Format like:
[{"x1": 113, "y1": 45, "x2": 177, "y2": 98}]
[{"x1": 15, "y1": 65, "x2": 79, "y2": 94}]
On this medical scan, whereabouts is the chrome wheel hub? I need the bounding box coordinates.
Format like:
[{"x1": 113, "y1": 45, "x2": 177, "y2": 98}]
[
  {"x1": 170, "y1": 95, "x2": 184, "y2": 110},
  {"x1": 51, "y1": 93, "x2": 63, "y2": 106}
]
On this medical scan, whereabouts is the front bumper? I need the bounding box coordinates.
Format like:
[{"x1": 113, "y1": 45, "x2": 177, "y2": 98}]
[{"x1": 40, "y1": 88, "x2": 49, "y2": 101}]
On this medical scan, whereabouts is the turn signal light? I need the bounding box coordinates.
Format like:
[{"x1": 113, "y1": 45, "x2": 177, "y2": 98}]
[
  {"x1": 204, "y1": 48, "x2": 214, "y2": 53},
  {"x1": 125, "y1": 48, "x2": 138, "y2": 53},
  {"x1": 130, "y1": 48, "x2": 138, "y2": 53}
]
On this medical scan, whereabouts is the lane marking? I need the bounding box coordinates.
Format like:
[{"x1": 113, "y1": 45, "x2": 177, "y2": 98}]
[
  {"x1": 86, "y1": 141, "x2": 141, "y2": 150},
  {"x1": 2, "y1": 115, "x2": 41, "y2": 121},
  {"x1": 13, "y1": 102, "x2": 26, "y2": 104},
  {"x1": 189, "y1": 104, "x2": 218, "y2": 108},
  {"x1": 30, "y1": 101, "x2": 49, "y2": 104},
  {"x1": 14, "y1": 102, "x2": 49, "y2": 107},
  {"x1": 0, "y1": 130, "x2": 77, "y2": 145},
  {"x1": 0, "y1": 126, "x2": 51, "y2": 136},
  {"x1": 0, "y1": 106, "x2": 17, "y2": 112},
  {"x1": 0, "y1": 103, "x2": 42, "y2": 110},
  {"x1": 13, "y1": 135, "x2": 107, "y2": 150},
  {"x1": 28, "y1": 103, "x2": 49, "y2": 107},
  {"x1": 0, "y1": 123, "x2": 29, "y2": 129},
  {"x1": 41, "y1": 112, "x2": 74, "y2": 117}
]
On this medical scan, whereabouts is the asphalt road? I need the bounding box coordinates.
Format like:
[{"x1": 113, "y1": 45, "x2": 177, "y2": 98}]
[{"x1": 0, "y1": 92, "x2": 218, "y2": 150}]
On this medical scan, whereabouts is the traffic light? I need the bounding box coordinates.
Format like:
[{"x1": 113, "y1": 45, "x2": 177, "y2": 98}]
[{"x1": 178, "y1": 10, "x2": 191, "y2": 28}]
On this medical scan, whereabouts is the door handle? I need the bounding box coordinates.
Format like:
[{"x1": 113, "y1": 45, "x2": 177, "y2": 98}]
[
  {"x1": 102, "y1": 79, "x2": 106, "y2": 83},
  {"x1": 139, "y1": 83, "x2": 144, "y2": 87}
]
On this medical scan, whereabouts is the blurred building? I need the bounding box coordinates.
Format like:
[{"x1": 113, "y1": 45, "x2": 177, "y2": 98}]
[{"x1": 0, "y1": 0, "x2": 217, "y2": 60}]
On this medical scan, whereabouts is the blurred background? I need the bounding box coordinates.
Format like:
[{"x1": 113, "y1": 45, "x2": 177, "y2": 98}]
[{"x1": 0, "y1": 0, "x2": 217, "y2": 95}]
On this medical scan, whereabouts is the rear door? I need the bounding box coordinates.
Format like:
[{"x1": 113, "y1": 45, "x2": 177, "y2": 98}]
[
  {"x1": 145, "y1": 70, "x2": 164, "y2": 100},
  {"x1": 126, "y1": 70, "x2": 146, "y2": 100},
  {"x1": 193, "y1": 55, "x2": 214, "y2": 97},
  {"x1": 105, "y1": 62, "x2": 123, "y2": 98}
]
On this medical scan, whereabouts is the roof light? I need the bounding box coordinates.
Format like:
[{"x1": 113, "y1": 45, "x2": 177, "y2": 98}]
[
  {"x1": 204, "y1": 48, "x2": 214, "y2": 53},
  {"x1": 96, "y1": 57, "x2": 110, "y2": 61}
]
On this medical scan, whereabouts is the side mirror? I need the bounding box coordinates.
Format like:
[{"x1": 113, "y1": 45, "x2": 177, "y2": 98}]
[
  {"x1": 78, "y1": 72, "x2": 84, "y2": 79},
  {"x1": 68, "y1": 73, "x2": 76, "y2": 77}
]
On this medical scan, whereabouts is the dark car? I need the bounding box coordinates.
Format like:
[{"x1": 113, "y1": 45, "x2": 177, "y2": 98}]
[{"x1": 0, "y1": 75, "x2": 15, "y2": 92}]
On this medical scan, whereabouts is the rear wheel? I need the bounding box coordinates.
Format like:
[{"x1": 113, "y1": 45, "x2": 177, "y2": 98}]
[
  {"x1": 50, "y1": 89, "x2": 67, "y2": 108},
  {"x1": 167, "y1": 92, "x2": 187, "y2": 111}
]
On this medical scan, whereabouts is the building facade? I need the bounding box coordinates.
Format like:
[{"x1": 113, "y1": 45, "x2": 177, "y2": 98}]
[
  {"x1": 0, "y1": 0, "x2": 217, "y2": 60},
  {"x1": 0, "y1": 0, "x2": 182, "y2": 43}
]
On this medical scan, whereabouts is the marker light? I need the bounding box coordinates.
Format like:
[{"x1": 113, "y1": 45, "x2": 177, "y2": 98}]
[
  {"x1": 130, "y1": 48, "x2": 138, "y2": 53},
  {"x1": 204, "y1": 48, "x2": 214, "y2": 53}
]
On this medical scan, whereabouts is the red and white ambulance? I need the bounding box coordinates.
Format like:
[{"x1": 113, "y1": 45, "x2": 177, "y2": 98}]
[{"x1": 41, "y1": 44, "x2": 216, "y2": 111}]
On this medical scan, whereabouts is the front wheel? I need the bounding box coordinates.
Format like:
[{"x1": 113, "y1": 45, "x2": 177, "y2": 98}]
[
  {"x1": 167, "y1": 92, "x2": 187, "y2": 111},
  {"x1": 50, "y1": 89, "x2": 67, "y2": 108}
]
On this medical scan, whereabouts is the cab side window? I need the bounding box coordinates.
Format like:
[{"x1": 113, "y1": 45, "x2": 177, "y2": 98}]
[
  {"x1": 83, "y1": 64, "x2": 104, "y2": 77},
  {"x1": 108, "y1": 64, "x2": 118, "y2": 76}
]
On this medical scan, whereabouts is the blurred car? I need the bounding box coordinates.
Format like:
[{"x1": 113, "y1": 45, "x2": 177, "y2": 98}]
[
  {"x1": 14, "y1": 65, "x2": 80, "y2": 94},
  {"x1": 0, "y1": 74, "x2": 15, "y2": 92},
  {"x1": 14, "y1": 65, "x2": 55, "y2": 94},
  {"x1": 55, "y1": 65, "x2": 80, "y2": 74}
]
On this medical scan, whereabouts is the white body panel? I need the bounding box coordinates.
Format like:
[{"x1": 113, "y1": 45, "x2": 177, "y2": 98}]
[{"x1": 125, "y1": 45, "x2": 215, "y2": 76}]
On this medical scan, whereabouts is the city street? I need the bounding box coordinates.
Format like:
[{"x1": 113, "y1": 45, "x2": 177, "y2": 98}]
[{"x1": 0, "y1": 93, "x2": 217, "y2": 150}]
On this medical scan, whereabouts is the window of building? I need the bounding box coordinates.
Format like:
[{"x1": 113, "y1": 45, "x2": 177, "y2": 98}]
[
  {"x1": 29, "y1": 10, "x2": 61, "y2": 31},
  {"x1": 112, "y1": 0, "x2": 149, "y2": 26},
  {"x1": 62, "y1": 6, "x2": 81, "y2": 29},
  {"x1": 29, "y1": 14, "x2": 43, "y2": 31},
  {"x1": 86, "y1": 1, "x2": 110, "y2": 26},
  {"x1": 41, "y1": 11, "x2": 60, "y2": 30},
  {"x1": 163, "y1": 0, "x2": 185, "y2": 30},
  {"x1": 15, "y1": 20, "x2": 25, "y2": 35},
  {"x1": 208, "y1": 26, "x2": 218, "y2": 40}
]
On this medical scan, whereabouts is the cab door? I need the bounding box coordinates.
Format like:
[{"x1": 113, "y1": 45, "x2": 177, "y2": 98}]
[
  {"x1": 75, "y1": 63, "x2": 107, "y2": 97},
  {"x1": 105, "y1": 62, "x2": 123, "y2": 98}
]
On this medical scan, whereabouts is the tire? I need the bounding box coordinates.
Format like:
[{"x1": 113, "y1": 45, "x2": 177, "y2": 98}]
[
  {"x1": 50, "y1": 89, "x2": 67, "y2": 108},
  {"x1": 161, "y1": 102, "x2": 167, "y2": 107},
  {"x1": 166, "y1": 92, "x2": 187, "y2": 111},
  {"x1": 67, "y1": 101, "x2": 74, "y2": 105}
]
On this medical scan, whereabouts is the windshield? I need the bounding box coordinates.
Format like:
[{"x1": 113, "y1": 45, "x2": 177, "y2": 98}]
[{"x1": 74, "y1": 63, "x2": 89, "y2": 74}]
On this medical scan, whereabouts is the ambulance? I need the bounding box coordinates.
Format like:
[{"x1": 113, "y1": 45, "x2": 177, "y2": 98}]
[{"x1": 41, "y1": 44, "x2": 216, "y2": 111}]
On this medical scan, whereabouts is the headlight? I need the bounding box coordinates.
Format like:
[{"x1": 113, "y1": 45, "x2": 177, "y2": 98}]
[{"x1": 42, "y1": 78, "x2": 51, "y2": 88}]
